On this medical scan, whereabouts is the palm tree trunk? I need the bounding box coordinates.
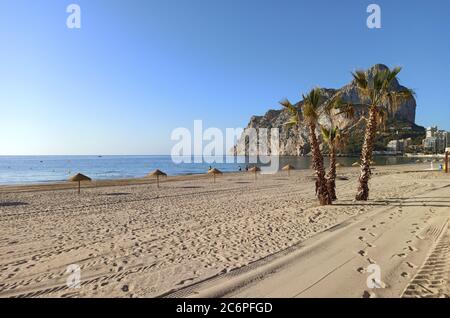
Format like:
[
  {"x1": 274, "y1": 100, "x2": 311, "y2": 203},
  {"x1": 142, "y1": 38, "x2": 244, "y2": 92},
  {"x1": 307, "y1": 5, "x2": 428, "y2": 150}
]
[
  {"x1": 308, "y1": 123, "x2": 331, "y2": 205},
  {"x1": 327, "y1": 146, "x2": 337, "y2": 201},
  {"x1": 356, "y1": 107, "x2": 377, "y2": 201}
]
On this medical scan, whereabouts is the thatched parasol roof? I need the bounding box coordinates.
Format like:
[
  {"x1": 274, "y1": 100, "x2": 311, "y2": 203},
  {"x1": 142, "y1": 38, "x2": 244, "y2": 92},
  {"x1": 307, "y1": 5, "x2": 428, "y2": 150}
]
[
  {"x1": 248, "y1": 166, "x2": 261, "y2": 172},
  {"x1": 148, "y1": 169, "x2": 167, "y2": 177},
  {"x1": 69, "y1": 173, "x2": 92, "y2": 182},
  {"x1": 207, "y1": 168, "x2": 223, "y2": 175}
]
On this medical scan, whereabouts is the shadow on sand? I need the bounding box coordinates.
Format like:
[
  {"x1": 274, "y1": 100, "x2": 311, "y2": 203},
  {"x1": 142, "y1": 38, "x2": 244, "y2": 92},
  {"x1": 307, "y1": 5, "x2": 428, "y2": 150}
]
[
  {"x1": 177, "y1": 186, "x2": 203, "y2": 189},
  {"x1": 104, "y1": 193, "x2": 131, "y2": 196},
  {"x1": 0, "y1": 202, "x2": 29, "y2": 207}
]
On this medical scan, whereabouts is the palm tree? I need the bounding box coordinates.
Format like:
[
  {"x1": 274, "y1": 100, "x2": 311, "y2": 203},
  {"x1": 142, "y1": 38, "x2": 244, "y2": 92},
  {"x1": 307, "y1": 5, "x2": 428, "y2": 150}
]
[
  {"x1": 321, "y1": 126, "x2": 347, "y2": 201},
  {"x1": 351, "y1": 66, "x2": 414, "y2": 200},
  {"x1": 281, "y1": 88, "x2": 331, "y2": 205},
  {"x1": 320, "y1": 93, "x2": 354, "y2": 201}
]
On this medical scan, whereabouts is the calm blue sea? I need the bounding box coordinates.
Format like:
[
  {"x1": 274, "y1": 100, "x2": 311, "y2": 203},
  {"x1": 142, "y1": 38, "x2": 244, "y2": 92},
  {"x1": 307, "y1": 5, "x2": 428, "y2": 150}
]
[{"x1": 0, "y1": 155, "x2": 417, "y2": 185}]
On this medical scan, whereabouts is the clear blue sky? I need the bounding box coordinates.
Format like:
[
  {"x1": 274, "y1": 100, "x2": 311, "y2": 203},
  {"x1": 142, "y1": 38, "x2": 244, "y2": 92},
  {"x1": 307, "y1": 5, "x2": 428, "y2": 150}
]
[{"x1": 1, "y1": 0, "x2": 449, "y2": 155}]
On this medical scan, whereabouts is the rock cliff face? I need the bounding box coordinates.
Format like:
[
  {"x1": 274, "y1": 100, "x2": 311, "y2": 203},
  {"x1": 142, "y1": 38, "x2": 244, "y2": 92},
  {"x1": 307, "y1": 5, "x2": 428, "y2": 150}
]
[{"x1": 235, "y1": 64, "x2": 417, "y2": 156}]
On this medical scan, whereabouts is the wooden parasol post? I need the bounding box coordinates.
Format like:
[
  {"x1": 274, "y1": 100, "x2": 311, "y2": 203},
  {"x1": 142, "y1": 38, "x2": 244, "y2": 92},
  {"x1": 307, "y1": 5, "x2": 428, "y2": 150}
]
[
  {"x1": 248, "y1": 166, "x2": 260, "y2": 182},
  {"x1": 446, "y1": 151, "x2": 449, "y2": 173},
  {"x1": 69, "y1": 173, "x2": 91, "y2": 195},
  {"x1": 148, "y1": 170, "x2": 167, "y2": 189},
  {"x1": 207, "y1": 168, "x2": 222, "y2": 184},
  {"x1": 282, "y1": 164, "x2": 295, "y2": 178}
]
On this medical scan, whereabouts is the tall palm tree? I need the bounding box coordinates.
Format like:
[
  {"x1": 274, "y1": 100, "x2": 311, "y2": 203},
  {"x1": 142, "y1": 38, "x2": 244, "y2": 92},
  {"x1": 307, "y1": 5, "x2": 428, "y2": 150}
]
[
  {"x1": 351, "y1": 66, "x2": 414, "y2": 200},
  {"x1": 319, "y1": 93, "x2": 353, "y2": 201},
  {"x1": 321, "y1": 126, "x2": 347, "y2": 201},
  {"x1": 281, "y1": 88, "x2": 332, "y2": 205}
]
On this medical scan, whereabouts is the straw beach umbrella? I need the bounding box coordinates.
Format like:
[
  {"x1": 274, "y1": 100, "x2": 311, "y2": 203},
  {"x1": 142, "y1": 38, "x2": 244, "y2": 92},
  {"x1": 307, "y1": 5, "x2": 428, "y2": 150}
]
[
  {"x1": 148, "y1": 169, "x2": 167, "y2": 188},
  {"x1": 69, "y1": 173, "x2": 91, "y2": 194},
  {"x1": 248, "y1": 166, "x2": 261, "y2": 181},
  {"x1": 207, "y1": 168, "x2": 223, "y2": 183},
  {"x1": 282, "y1": 164, "x2": 295, "y2": 177}
]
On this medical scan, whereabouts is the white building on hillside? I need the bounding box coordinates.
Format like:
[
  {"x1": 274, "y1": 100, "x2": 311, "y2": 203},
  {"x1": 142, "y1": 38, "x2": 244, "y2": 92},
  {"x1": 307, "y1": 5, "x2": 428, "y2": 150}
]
[{"x1": 423, "y1": 126, "x2": 449, "y2": 153}]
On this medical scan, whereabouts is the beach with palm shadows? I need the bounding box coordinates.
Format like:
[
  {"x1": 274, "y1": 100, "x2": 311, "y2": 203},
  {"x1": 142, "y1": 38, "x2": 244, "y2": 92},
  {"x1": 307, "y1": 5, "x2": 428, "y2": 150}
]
[{"x1": 0, "y1": 163, "x2": 448, "y2": 298}]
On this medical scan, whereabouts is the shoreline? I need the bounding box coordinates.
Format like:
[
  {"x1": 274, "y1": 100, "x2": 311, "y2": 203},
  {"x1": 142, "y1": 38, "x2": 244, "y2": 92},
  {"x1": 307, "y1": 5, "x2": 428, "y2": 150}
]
[{"x1": 0, "y1": 159, "x2": 435, "y2": 192}]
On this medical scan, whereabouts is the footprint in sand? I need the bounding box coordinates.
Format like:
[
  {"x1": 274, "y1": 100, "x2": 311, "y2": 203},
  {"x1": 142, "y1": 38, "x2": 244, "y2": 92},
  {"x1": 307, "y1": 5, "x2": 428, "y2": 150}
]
[
  {"x1": 358, "y1": 250, "x2": 367, "y2": 256},
  {"x1": 416, "y1": 235, "x2": 424, "y2": 240},
  {"x1": 407, "y1": 246, "x2": 418, "y2": 252},
  {"x1": 362, "y1": 290, "x2": 377, "y2": 298},
  {"x1": 360, "y1": 228, "x2": 367, "y2": 231},
  {"x1": 380, "y1": 221, "x2": 385, "y2": 225},
  {"x1": 406, "y1": 262, "x2": 417, "y2": 269},
  {"x1": 358, "y1": 236, "x2": 365, "y2": 241},
  {"x1": 367, "y1": 258, "x2": 376, "y2": 264},
  {"x1": 397, "y1": 253, "x2": 408, "y2": 258},
  {"x1": 356, "y1": 267, "x2": 366, "y2": 273},
  {"x1": 369, "y1": 232, "x2": 377, "y2": 237},
  {"x1": 366, "y1": 242, "x2": 376, "y2": 248},
  {"x1": 401, "y1": 272, "x2": 409, "y2": 278}
]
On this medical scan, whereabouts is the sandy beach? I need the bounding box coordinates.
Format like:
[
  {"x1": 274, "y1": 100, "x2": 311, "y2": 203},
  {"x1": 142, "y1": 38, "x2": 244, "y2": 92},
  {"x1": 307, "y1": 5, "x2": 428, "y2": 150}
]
[{"x1": 0, "y1": 163, "x2": 449, "y2": 298}]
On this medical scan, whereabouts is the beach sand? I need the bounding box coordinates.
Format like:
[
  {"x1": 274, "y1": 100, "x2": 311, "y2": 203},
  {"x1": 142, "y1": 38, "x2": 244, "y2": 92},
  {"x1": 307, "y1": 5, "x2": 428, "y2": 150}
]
[{"x1": 0, "y1": 164, "x2": 448, "y2": 298}]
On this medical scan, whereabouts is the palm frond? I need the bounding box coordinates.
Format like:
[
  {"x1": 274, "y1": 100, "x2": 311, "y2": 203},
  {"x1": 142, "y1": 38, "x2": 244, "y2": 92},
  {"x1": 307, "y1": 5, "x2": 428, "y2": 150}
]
[
  {"x1": 387, "y1": 66, "x2": 402, "y2": 84},
  {"x1": 280, "y1": 98, "x2": 302, "y2": 124},
  {"x1": 284, "y1": 117, "x2": 299, "y2": 127},
  {"x1": 302, "y1": 88, "x2": 323, "y2": 122},
  {"x1": 352, "y1": 71, "x2": 368, "y2": 89},
  {"x1": 376, "y1": 108, "x2": 388, "y2": 130},
  {"x1": 384, "y1": 88, "x2": 415, "y2": 118},
  {"x1": 320, "y1": 126, "x2": 330, "y2": 143},
  {"x1": 279, "y1": 98, "x2": 296, "y2": 114}
]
